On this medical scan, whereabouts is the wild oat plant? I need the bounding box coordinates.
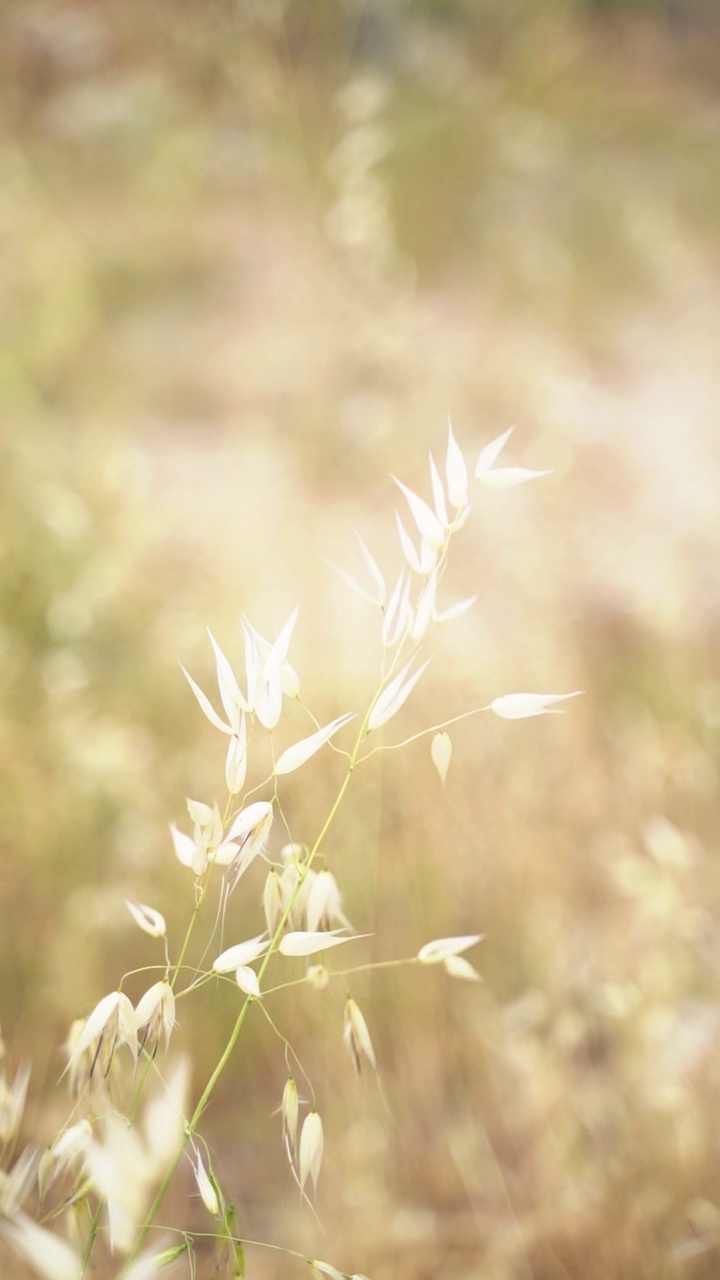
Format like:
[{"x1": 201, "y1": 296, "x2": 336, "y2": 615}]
[{"x1": 0, "y1": 425, "x2": 580, "y2": 1280}]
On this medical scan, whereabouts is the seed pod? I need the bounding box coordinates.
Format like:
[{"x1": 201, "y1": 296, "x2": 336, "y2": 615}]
[
  {"x1": 134, "y1": 982, "x2": 176, "y2": 1056},
  {"x1": 343, "y1": 998, "x2": 377, "y2": 1073},
  {"x1": 65, "y1": 992, "x2": 137, "y2": 1083},
  {"x1": 306, "y1": 870, "x2": 351, "y2": 933},
  {"x1": 262, "y1": 868, "x2": 284, "y2": 934},
  {"x1": 195, "y1": 1152, "x2": 221, "y2": 1217},
  {"x1": 282, "y1": 1076, "x2": 299, "y2": 1154},
  {"x1": 299, "y1": 1111, "x2": 324, "y2": 1193},
  {"x1": 444, "y1": 955, "x2": 481, "y2": 982},
  {"x1": 430, "y1": 732, "x2": 452, "y2": 786},
  {"x1": 125, "y1": 901, "x2": 167, "y2": 939}
]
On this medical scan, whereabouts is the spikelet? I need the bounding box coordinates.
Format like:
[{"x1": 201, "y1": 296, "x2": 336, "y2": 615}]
[
  {"x1": 299, "y1": 1111, "x2": 324, "y2": 1194},
  {"x1": 343, "y1": 998, "x2": 377, "y2": 1073}
]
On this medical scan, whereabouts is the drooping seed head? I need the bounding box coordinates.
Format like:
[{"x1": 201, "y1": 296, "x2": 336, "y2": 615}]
[
  {"x1": 262, "y1": 867, "x2": 284, "y2": 933},
  {"x1": 65, "y1": 991, "x2": 137, "y2": 1085},
  {"x1": 282, "y1": 1075, "x2": 299, "y2": 1154},
  {"x1": 134, "y1": 982, "x2": 175, "y2": 1056},
  {"x1": 194, "y1": 1151, "x2": 221, "y2": 1218},
  {"x1": 343, "y1": 998, "x2": 377, "y2": 1073},
  {"x1": 299, "y1": 1110, "x2": 324, "y2": 1194}
]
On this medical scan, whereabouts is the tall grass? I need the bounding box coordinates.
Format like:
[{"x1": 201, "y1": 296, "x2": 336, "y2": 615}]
[{"x1": 0, "y1": 425, "x2": 578, "y2": 1279}]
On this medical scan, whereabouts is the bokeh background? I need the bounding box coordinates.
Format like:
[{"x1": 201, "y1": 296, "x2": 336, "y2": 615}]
[{"x1": 2, "y1": 1, "x2": 720, "y2": 1276}]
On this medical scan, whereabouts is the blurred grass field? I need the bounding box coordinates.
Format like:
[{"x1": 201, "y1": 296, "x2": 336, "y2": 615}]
[{"x1": 2, "y1": 2, "x2": 720, "y2": 1276}]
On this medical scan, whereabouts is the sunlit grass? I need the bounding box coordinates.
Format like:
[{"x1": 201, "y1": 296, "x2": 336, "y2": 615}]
[{"x1": 2, "y1": 2, "x2": 720, "y2": 1275}]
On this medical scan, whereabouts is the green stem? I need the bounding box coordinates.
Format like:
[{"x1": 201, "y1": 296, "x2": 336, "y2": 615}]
[
  {"x1": 152, "y1": 1225, "x2": 311, "y2": 1267},
  {"x1": 335, "y1": 956, "x2": 418, "y2": 979},
  {"x1": 125, "y1": 996, "x2": 255, "y2": 1268},
  {"x1": 170, "y1": 890, "x2": 206, "y2": 992},
  {"x1": 262, "y1": 954, "x2": 418, "y2": 998},
  {"x1": 358, "y1": 704, "x2": 490, "y2": 762},
  {"x1": 125, "y1": 706, "x2": 374, "y2": 1266},
  {"x1": 80, "y1": 1198, "x2": 104, "y2": 1276},
  {"x1": 125, "y1": 655, "x2": 418, "y2": 1267}
]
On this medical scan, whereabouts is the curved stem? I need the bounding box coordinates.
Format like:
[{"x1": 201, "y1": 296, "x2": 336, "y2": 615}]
[
  {"x1": 254, "y1": 1000, "x2": 316, "y2": 1107},
  {"x1": 358, "y1": 704, "x2": 490, "y2": 762},
  {"x1": 261, "y1": 954, "x2": 418, "y2": 998},
  {"x1": 125, "y1": 699, "x2": 376, "y2": 1266}
]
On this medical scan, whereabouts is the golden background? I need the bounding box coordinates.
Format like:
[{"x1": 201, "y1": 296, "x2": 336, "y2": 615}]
[{"x1": 2, "y1": 2, "x2": 720, "y2": 1276}]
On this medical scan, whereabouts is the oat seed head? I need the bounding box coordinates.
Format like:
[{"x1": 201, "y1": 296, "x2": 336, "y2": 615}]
[
  {"x1": 135, "y1": 981, "x2": 176, "y2": 1055},
  {"x1": 490, "y1": 691, "x2": 584, "y2": 719},
  {"x1": 212, "y1": 935, "x2": 270, "y2": 973},
  {"x1": 280, "y1": 931, "x2": 367, "y2": 958},
  {"x1": 299, "y1": 1111, "x2": 324, "y2": 1194},
  {"x1": 282, "y1": 1076, "x2": 299, "y2": 1154},
  {"x1": 194, "y1": 1151, "x2": 221, "y2": 1218},
  {"x1": 343, "y1": 998, "x2": 377, "y2": 1073},
  {"x1": 274, "y1": 713, "x2": 356, "y2": 776},
  {"x1": 125, "y1": 901, "x2": 167, "y2": 940},
  {"x1": 418, "y1": 935, "x2": 485, "y2": 964},
  {"x1": 12, "y1": 422, "x2": 582, "y2": 1280},
  {"x1": 430, "y1": 731, "x2": 452, "y2": 786}
]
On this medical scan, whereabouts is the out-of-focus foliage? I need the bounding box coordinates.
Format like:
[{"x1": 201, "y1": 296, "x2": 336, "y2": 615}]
[{"x1": 2, "y1": 1, "x2": 720, "y2": 1276}]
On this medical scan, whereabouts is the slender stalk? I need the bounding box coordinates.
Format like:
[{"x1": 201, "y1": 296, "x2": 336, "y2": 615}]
[
  {"x1": 80, "y1": 1198, "x2": 104, "y2": 1275},
  {"x1": 125, "y1": 702, "x2": 374, "y2": 1266},
  {"x1": 152, "y1": 1225, "x2": 311, "y2": 1267},
  {"x1": 170, "y1": 893, "x2": 206, "y2": 992},
  {"x1": 262, "y1": 955, "x2": 417, "y2": 998},
  {"x1": 358, "y1": 704, "x2": 489, "y2": 761},
  {"x1": 124, "y1": 996, "x2": 254, "y2": 1268},
  {"x1": 125, "y1": 623, "x2": 437, "y2": 1268}
]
